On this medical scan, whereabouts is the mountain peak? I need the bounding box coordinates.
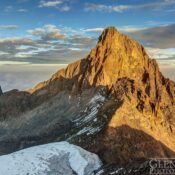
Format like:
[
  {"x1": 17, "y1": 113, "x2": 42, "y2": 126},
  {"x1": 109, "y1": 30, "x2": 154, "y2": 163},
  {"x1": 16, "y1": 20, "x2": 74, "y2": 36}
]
[
  {"x1": 87, "y1": 26, "x2": 154, "y2": 87},
  {"x1": 99, "y1": 26, "x2": 118, "y2": 41},
  {"x1": 103, "y1": 26, "x2": 118, "y2": 33},
  {"x1": 98, "y1": 26, "x2": 123, "y2": 46},
  {"x1": 94, "y1": 26, "x2": 144, "y2": 56},
  {"x1": 29, "y1": 26, "x2": 163, "y2": 99}
]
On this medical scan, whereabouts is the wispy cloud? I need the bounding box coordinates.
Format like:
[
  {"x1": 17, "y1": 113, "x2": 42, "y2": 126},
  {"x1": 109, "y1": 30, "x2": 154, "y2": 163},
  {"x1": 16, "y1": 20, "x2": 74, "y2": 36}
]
[
  {"x1": 0, "y1": 61, "x2": 30, "y2": 65},
  {"x1": 0, "y1": 37, "x2": 34, "y2": 46},
  {"x1": 4, "y1": 6, "x2": 13, "y2": 12},
  {"x1": 84, "y1": 28, "x2": 104, "y2": 33},
  {"x1": 0, "y1": 51, "x2": 8, "y2": 56},
  {"x1": 4, "y1": 5, "x2": 28, "y2": 13},
  {"x1": 18, "y1": 8, "x2": 28, "y2": 12},
  {"x1": 127, "y1": 24, "x2": 175, "y2": 49},
  {"x1": 85, "y1": 0, "x2": 175, "y2": 13},
  {"x1": 67, "y1": 35, "x2": 96, "y2": 47},
  {"x1": 27, "y1": 25, "x2": 65, "y2": 40},
  {"x1": 39, "y1": 0, "x2": 63, "y2": 8},
  {"x1": 146, "y1": 47, "x2": 175, "y2": 60},
  {"x1": 0, "y1": 36, "x2": 50, "y2": 61},
  {"x1": 0, "y1": 25, "x2": 97, "y2": 64},
  {"x1": 119, "y1": 26, "x2": 147, "y2": 33},
  {"x1": 0, "y1": 25, "x2": 19, "y2": 30},
  {"x1": 57, "y1": 5, "x2": 71, "y2": 11},
  {"x1": 39, "y1": 0, "x2": 71, "y2": 11},
  {"x1": 85, "y1": 3, "x2": 129, "y2": 13}
]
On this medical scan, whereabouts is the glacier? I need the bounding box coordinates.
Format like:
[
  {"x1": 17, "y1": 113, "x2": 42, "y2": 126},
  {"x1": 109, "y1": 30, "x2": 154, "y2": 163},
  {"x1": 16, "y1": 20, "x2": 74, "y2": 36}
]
[{"x1": 0, "y1": 141, "x2": 102, "y2": 175}]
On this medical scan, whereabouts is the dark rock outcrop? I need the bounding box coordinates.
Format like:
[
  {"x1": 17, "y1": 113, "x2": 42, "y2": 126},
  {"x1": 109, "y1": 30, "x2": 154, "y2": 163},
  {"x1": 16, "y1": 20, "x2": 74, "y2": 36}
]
[{"x1": 0, "y1": 86, "x2": 2, "y2": 96}]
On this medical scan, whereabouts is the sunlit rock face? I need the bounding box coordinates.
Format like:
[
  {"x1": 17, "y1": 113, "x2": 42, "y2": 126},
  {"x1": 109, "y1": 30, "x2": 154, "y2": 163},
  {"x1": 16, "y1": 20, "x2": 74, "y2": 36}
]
[{"x1": 0, "y1": 27, "x2": 175, "y2": 171}]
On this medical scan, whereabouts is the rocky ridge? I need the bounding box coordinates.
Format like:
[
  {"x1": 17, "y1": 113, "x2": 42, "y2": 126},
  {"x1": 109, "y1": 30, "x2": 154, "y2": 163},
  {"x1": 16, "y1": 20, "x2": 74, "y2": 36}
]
[{"x1": 28, "y1": 27, "x2": 175, "y2": 153}]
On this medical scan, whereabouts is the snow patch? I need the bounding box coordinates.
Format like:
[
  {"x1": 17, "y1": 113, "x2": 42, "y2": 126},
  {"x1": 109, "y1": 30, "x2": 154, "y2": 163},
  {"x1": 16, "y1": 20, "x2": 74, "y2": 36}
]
[
  {"x1": 71, "y1": 94, "x2": 106, "y2": 137},
  {"x1": 110, "y1": 168, "x2": 124, "y2": 175},
  {"x1": 0, "y1": 142, "x2": 102, "y2": 175},
  {"x1": 88, "y1": 95, "x2": 105, "y2": 105},
  {"x1": 74, "y1": 94, "x2": 105, "y2": 126},
  {"x1": 77, "y1": 126, "x2": 102, "y2": 136}
]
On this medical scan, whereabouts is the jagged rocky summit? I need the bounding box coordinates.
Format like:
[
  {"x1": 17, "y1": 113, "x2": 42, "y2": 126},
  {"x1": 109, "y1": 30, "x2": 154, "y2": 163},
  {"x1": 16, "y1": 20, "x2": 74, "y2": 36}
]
[{"x1": 0, "y1": 27, "x2": 175, "y2": 174}]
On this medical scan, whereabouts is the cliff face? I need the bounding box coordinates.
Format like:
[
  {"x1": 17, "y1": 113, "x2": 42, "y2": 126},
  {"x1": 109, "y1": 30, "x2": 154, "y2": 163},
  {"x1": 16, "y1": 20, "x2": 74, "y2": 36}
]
[{"x1": 0, "y1": 27, "x2": 175, "y2": 168}]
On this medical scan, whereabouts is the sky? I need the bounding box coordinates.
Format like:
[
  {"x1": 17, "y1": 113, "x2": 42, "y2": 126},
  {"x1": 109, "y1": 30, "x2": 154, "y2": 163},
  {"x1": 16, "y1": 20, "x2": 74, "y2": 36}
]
[{"x1": 0, "y1": 0, "x2": 175, "y2": 91}]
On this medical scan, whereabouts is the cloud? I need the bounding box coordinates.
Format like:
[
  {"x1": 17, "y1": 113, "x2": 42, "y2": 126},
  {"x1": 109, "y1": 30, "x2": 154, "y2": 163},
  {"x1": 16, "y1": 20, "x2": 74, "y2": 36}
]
[
  {"x1": 160, "y1": 64, "x2": 175, "y2": 81},
  {"x1": 4, "y1": 6, "x2": 13, "y2": 12},
  {"x1": 67, "y1": 35, "x2": 97, "y2": 48},
  {"x1": 39, "y1": 0, "x2": 63, "y2": 7},
  {"x1": 0, "y1": 25, "x2": 97, "y2": 64},
  {"x1": 39, "y1": 0, "x2": 71, "y2": 11},
  {"x1": 0, "y1": 61, "x2": 30, "y2": 65},
  {"x1": 18, "y1": 8, "x2": 28, "y2": 12},
  {"x1": 0, "y1": 51, "x2": 8, "y2": 56},
  {"x1": 0, "y1": 64, "x2": 66, "y2": 91},
  {"x1": 4, "y1": 5, "x2": 28, "y2": 13},
  {"x1": 0, "y1": 25, "x2": 19, "y2": 30},
  {"x1": 84, "y1": 28, "x2": 104, "y2": 33},
  {"x1": 0, "y1": 37, "x2": 34, "y2": 46},
  {"x1": 27, "y1": 25, "x2": 65, "y2": 40},
  {"x1": 57, "y1": 5, "x2": 71, "y2": 11},
  {"x1": 15, "y1": 51, "x2": 37, "y2": 58},
  {"x1": 119, "y1": 26, "x2": 147, "y2": 33},
  {"x1": 85, "y1": 0, "x2": 175, "y2": 13},
  {"x1": 0, "y1": 36, "x2": 54, "y2": 61},
  {"x1": 146, "y1": 47, "x2": 175, "y2": 60},
  {"x1": 85, "y1": 3, "x2": 130, "y2": 13},
  {"x1": 127, "y1": 24, "x2": 175, "y2": 49}
]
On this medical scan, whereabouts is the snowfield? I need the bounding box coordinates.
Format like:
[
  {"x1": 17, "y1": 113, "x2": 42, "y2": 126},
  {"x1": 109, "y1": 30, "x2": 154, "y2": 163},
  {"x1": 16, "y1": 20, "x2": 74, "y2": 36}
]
[{"x1": 0, "y1": 142, "x2": 102, "y2": 175}]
